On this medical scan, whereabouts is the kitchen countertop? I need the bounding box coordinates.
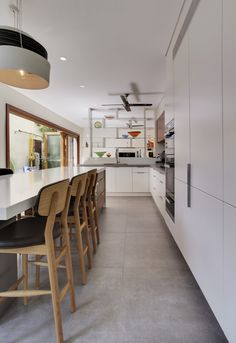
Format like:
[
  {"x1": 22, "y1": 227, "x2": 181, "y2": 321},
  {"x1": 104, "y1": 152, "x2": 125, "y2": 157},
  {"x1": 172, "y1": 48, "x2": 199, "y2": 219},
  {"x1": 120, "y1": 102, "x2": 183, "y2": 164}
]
[
  {"x1": 81, "y1": 164, "x2": 151, "y2": 168},
  {"x1": 0, "y1": 166, "x2": 104, "y2": 221},
  {"x1": 150, "y1": 165, "x2": 166, "y2": 175},
  {"x1": 81, "y1": 163, "x2": 166, "y2": 175}
]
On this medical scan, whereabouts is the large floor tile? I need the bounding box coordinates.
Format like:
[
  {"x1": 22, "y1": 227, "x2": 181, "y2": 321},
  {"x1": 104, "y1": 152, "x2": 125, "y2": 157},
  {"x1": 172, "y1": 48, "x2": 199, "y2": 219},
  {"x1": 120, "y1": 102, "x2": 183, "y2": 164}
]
[{"x1": 0, "y1": 196, "x2": 227, "y2": 343}]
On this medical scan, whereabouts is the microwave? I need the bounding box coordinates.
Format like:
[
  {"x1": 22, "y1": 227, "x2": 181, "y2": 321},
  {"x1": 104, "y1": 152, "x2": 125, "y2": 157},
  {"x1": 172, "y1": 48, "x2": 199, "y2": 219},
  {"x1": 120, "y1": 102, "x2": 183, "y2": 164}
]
[{"x1": 118, "y1": 150, "x2": 140, "y2": 158}]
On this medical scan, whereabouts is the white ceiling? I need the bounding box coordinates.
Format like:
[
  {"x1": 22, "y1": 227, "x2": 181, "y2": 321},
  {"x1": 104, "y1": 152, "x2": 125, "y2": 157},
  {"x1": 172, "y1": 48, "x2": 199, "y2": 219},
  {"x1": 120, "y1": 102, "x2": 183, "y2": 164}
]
[{"x1": 0, "y1": 0, "x2": 183, "y2": 127}]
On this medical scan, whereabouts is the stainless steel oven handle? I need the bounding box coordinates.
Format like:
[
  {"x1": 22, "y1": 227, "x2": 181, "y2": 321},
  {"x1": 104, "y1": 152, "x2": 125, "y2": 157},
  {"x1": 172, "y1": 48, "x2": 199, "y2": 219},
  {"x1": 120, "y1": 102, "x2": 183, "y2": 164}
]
[{"x1": 187, "y1": 163, "x2": 191, "y2": 208}]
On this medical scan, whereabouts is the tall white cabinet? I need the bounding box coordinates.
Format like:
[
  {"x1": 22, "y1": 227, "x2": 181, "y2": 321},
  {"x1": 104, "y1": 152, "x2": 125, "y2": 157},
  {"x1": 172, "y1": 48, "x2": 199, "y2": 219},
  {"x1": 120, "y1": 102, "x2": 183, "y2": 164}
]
[
  {"x1": 174, "y1": 33, "x2": 190, "y2": 184},
  {"x1": 172, "y1": 0, "x2": 236, "y2": 340},
  {"x1": 188, "y1": 0, "x2": 223, "y2": 200},
  {"x1": 223, "y1": 0, "x2": 236, "y2": 207}
]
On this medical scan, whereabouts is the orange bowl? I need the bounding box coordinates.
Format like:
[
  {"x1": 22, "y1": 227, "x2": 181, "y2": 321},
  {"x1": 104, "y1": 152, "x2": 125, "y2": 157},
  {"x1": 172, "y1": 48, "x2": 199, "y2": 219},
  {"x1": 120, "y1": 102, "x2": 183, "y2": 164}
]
[{"x1": 128, "y1": 131, "x2": 141, "y2": 138}]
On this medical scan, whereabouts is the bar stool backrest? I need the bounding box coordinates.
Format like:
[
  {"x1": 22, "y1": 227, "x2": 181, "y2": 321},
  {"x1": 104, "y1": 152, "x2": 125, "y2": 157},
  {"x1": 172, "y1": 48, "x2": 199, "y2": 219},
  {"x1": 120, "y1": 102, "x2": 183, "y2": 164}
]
[
  {"x1": 0, "y1": 168, "x2": 13, "y2": 176},
  {"x1": 70, "y1": 173, "x2": 88, "y2": 197},
  {"x1": 86, "y1": 169, "x2": 97, "y2": 201},
  {"x1": 35, "y1": 179, "x2": 70, "y2": 217}
]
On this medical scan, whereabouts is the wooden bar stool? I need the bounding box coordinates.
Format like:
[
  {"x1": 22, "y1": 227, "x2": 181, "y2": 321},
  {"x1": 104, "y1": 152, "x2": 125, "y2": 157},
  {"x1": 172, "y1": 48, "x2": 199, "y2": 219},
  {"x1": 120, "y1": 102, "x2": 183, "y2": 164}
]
[
  {"x1": 86, "y1": 169, "x2": 100, "y2": 254},
  {"x1": 0, "y1": 179, "x2": 76, "y2": 343},
  {"x1": 67, "y1": 172, "x2": 92, "y2": 285}
]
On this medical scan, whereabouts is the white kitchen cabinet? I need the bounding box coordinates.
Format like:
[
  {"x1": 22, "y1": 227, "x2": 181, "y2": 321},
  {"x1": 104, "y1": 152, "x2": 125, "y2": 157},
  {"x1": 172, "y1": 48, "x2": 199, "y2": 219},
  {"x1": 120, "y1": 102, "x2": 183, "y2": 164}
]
[
  {"x1": 105, "y1": 167, "x2": 116, "y2": 192},
  {"x1": 174, "y1": 33, "x2": 190, "y2": 184},
  {"x1": 223, "y1": 0, "x2": 236, "y2": 207},
  {"x1": 132, "y1": 168, "x2": 149, "y2": 193},
  {"x1": 189, "y1": 0, "x2": 223, "y2": 199},
  {"x1": 165, "y1": 55, "x2": 174, "y2": 125},
  {"x1": 116, "y1": 167, "x2": 132, "y2": 192},
  {"x1": 149, "y1": 168, "x2": 165, "y2": 215},
  {"x1": 175, "y1": 179, "x2": 223, "y2": 323},
  {"x1": 223, "y1": 203, "x2": 236, "y2": 342}
]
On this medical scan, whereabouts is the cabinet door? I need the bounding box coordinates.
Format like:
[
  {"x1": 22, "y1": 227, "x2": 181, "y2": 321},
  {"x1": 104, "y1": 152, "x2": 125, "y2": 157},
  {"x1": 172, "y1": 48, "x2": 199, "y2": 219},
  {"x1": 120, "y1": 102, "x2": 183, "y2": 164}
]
[
  {"x1": 174, "y1": 33, "x2": 190, "y2": 183},
  {"x1": 223, "y1": 203, "x2": 236, "y2": 342},
  {"x1": 223, "y1": 0, "x2": 236, "y2": 207},
  {"x1": 105, "y1": 167, "x2": 116, "y2": 192},
  {"x1": 116, "y1": 167, "x2": 132, "y2": 192},
  {"x1": 133, "y1": 172, "x2": 149, "y2": 192},
  {"x1": 175, "y1": 179, "x2": 223, "y2": 322},
  {"x1": 189, "y1": 0, "x2": 223, "y2": 199},
  {"x1": 165, "y1": 56, "x2": 174, "y2": 125}
]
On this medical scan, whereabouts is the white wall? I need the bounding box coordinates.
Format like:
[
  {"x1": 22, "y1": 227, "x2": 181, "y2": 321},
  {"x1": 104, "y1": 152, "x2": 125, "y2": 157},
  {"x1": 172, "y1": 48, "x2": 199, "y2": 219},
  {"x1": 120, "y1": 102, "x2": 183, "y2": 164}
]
[{"x1": 0, "y1": 83, "x2": 83, "y2": 167}]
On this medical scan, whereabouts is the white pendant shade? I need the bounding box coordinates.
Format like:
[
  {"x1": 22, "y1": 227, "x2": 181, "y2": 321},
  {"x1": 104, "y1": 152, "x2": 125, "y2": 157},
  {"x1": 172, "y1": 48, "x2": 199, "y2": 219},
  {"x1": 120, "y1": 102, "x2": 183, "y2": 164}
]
[
  {"x1": 0, "y1": 45, "x2": 50, "y2": 89},
  {"x1": 0, "y1": 27, "x2": 50, "y2": 90}
]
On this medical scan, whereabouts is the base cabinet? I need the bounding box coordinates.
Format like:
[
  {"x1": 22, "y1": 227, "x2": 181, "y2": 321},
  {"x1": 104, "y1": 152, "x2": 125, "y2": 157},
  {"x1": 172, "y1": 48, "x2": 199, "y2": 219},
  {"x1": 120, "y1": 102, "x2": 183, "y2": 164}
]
[
  {"x1": 106, "y1": 167, "x2": 150, "y2": 194},
  {"x1": 150, "y1": 168, "x2": 165, "y2": 216},
  {"x1": 223, "y1": 204, "x2": 236, "y2": 342},
  {"x1": 175, "y1": 179, "x2": 223, "y2": 323}
]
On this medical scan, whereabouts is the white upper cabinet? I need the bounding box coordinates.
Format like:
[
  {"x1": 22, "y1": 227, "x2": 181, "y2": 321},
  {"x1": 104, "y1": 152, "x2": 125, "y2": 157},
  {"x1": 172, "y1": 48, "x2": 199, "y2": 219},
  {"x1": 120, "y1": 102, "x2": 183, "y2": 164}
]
[
  {"x1": 223, "y1": 203, "x2": 236, "y2": 342},
  {"x1": 189, "y1": 0, "x2": 223, "y2": 199},
  {"x1": 223, "y1": 0, "x2": 236, "y2": 207},
  {"x1": 165, "y1": 56, "x2": 174, "y2": 125},
  {"x1": 174, "y1": 33, "x2": 190, "y2": 184}
]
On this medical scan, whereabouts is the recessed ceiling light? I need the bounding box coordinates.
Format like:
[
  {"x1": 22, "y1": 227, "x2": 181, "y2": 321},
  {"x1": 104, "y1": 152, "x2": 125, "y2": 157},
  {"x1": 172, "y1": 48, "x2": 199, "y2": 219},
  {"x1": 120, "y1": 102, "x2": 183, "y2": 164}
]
[
  {"x1": 80, "y1": 85, "x2": 85, "y2": 88},
  {"x1": 60, "y1": 56, "x2": 67, "y2": 61}
]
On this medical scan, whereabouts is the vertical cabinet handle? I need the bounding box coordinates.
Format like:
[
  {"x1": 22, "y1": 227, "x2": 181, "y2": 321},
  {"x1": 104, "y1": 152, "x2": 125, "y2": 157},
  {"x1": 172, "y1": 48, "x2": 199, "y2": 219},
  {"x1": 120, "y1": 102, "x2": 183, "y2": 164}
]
[{"x1": 187, "y1": 163, "x2": 191, "y2": 207}]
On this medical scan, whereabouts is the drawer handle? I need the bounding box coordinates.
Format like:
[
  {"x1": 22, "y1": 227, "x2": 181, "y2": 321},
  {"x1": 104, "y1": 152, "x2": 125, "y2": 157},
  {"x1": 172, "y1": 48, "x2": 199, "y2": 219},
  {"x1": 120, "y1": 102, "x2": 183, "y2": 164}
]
[
  {"x1": 136, "y1": 172, "x2": 145, "y2": 174},
  {"x1": 160, "y1": 180, "x2": 163, "y2": 184}
]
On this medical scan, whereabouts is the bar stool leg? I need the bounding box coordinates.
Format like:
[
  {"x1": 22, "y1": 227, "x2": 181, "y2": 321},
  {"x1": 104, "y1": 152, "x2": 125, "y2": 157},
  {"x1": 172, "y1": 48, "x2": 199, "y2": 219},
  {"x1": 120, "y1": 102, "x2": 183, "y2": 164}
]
[
  {"x1": 75, "y1": 215, "x2": 87, "y2": 285},
  {"x1": 46, "y1": 241, "x2": 64, "y2": 343},
  {"x1": 94, "y1": 208, "x2": 100, "y2": 245},
  {"x1": 88, "y1": 204, "x2": 97, "y2": 254},
  {"x1": 83, "y1": 207, "x2": 92, "y2": 269},
  {"x1": 22, "y1": 254, "x2": 28, "y2": 305},
  {"x1": 35, "y1": 255, "x2": 41, "y2": 289},
  {"x1": 62, "y1": 224, "x2": 76, "y2": 313}
]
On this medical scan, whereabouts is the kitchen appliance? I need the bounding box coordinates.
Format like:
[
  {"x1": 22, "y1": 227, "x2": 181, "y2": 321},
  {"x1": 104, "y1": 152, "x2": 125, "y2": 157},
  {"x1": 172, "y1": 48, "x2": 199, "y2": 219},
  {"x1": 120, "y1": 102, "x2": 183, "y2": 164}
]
[
  {"x1": 165, "y1": 119, "x2": 175, "y2": 221},
  {"x1": 118, "y1": 150, "x2": 140, "y2": 158}
]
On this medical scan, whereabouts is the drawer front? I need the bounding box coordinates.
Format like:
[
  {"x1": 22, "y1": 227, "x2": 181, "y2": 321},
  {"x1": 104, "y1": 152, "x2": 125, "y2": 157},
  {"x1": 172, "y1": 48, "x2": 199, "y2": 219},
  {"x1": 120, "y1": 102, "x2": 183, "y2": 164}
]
[{"x1": 133, "y1": 167, "x2": 149, "y2": 173}]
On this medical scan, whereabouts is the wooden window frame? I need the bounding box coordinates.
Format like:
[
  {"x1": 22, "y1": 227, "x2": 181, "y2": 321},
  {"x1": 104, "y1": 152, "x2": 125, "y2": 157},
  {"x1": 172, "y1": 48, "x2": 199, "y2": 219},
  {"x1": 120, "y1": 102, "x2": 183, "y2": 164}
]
[{"x1": 6, "y1": 104, "x2": 80, "y2": 168}]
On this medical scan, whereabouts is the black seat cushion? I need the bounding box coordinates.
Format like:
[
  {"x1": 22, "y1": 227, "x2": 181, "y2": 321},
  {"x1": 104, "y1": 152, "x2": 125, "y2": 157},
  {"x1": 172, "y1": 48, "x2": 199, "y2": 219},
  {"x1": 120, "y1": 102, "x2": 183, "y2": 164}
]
[{"x1": 0, "y1": 217, "x2": 61, "y2": 248}]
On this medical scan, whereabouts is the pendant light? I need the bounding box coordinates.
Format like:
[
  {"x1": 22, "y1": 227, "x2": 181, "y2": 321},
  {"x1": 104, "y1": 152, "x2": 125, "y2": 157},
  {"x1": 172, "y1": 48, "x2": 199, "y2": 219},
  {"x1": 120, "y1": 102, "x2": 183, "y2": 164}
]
[{"x1": 0, "y1": 1, "x2": 50, "y2": 89}]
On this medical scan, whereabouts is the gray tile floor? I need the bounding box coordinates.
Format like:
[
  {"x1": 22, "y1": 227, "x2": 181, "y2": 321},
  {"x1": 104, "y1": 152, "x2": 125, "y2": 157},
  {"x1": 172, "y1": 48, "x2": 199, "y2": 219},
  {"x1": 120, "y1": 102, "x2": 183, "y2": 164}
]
[{"x1": 0, "y1": 197, "x2": 228, "y2": 343}]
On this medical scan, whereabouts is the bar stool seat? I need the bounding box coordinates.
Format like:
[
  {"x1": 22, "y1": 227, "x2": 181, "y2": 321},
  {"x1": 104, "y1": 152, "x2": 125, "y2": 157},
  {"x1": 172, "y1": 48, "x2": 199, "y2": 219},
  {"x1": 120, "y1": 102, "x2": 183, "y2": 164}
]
[{"x1": 0, "y1": 217, "x2": 61, "y2": 248}]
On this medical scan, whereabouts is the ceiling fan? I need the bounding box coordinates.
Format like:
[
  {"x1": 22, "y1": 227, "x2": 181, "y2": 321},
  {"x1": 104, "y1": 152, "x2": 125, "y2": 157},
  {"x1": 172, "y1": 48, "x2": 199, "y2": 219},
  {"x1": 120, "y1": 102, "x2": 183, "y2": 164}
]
[{"x1": 102, "y1": 82, "x2": 163, "y2": 112}]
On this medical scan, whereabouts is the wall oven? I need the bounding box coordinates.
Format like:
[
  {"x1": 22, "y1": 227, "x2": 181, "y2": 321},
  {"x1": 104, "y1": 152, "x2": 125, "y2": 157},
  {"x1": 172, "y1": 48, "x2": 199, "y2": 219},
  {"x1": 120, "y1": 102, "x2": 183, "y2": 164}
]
[{"x1": 165, "y1": 119, "x2": 175, "y2": 221}]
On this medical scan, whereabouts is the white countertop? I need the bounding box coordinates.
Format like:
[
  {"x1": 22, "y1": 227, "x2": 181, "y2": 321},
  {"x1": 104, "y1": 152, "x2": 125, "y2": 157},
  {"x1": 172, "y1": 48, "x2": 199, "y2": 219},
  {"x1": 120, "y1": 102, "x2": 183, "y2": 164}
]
[{"x1": 0, "y1": 166, "x2": 103, "y2": 220}]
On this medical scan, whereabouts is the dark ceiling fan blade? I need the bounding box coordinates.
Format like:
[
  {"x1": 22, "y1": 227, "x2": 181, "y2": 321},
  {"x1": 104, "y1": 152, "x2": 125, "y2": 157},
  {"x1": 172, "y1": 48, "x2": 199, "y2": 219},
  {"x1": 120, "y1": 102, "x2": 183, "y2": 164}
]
[
  {"x1": 108, "y1": 91, "x2": 163, "y2": 96},
  {"x1": 102, "y1": 104, "x2": 123, "y2": 106},
  {"x1": 129, "y1": 103, "x2": 153, "y2": 107},
  {"x1": 130, "y1": 82, "x2": 140, "y2": 102},
  {"x1": 120, "y1": 95, "x2": 131, "y2": 111}
]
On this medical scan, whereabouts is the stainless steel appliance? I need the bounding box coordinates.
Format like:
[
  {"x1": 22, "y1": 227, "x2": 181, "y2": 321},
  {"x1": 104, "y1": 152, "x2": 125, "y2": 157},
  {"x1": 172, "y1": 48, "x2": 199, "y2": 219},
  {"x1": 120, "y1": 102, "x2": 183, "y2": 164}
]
[
  {"x1": 165, "y1": 119, "x2": 175, "y2": 221},
  {"x1": 118, "y1": 150, "x2": 140, "y2": 158}
]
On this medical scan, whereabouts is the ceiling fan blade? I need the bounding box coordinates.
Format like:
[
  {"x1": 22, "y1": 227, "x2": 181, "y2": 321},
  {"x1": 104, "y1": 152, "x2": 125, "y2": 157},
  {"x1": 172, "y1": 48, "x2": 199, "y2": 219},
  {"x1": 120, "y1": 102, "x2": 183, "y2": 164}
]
[
  {"x1": 130, "y1": 82, "x2": 140, "y2": 102},
  {"x1": 129, "y1": 103, "x2": 153, "y2": 107},
  {"x1": 108, "y1": 91, "x2": 163, "y2": 96},
  {"x1": 101, "y1": 104, "x2": 123, "y2": 106},
  {"x1": 120, "y1": 95, "x2": 131, "y2": 111}
]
